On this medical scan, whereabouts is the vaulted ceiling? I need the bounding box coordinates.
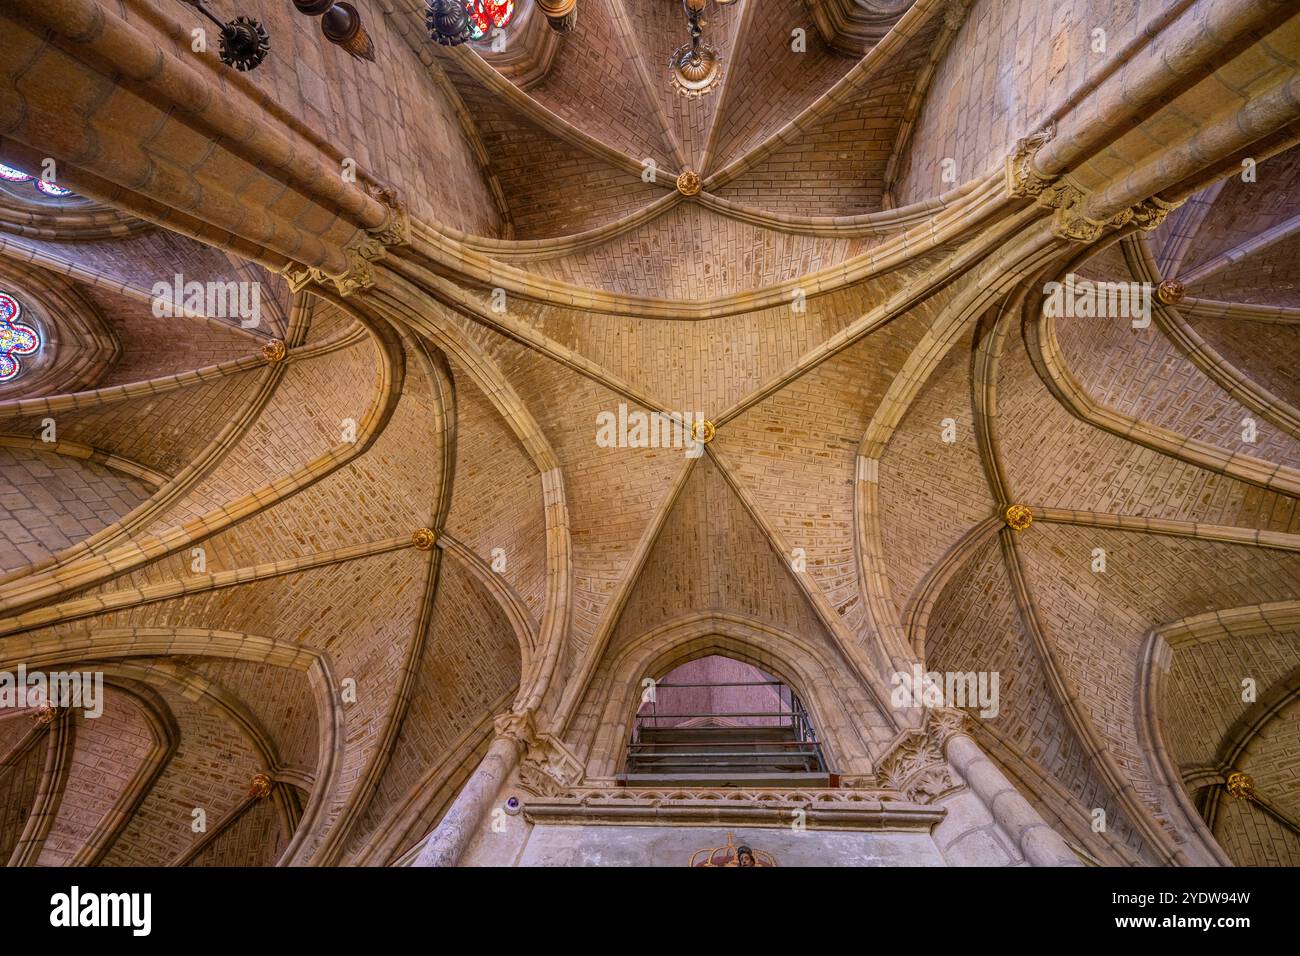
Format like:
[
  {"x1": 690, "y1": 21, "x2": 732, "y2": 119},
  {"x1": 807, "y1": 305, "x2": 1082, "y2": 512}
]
[{"x1": 0, "y1": 0, "x2": 1297, "y2": 867}]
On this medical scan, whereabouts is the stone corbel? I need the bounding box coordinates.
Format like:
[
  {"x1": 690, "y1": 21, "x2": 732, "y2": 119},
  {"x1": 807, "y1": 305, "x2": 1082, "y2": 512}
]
[
  {"x1": 494, "y1": 710, "x2": 584, "y2": 798},
  {"x1": 876, "y1": 707, "x2": 967, "y2": 804},
  {"x1": 281, "y1": 184, "x2": 410, "y2": 296}
]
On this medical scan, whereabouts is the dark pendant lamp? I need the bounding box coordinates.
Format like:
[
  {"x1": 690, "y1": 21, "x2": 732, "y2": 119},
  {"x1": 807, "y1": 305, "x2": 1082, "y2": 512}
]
[
  {"x1": 184, "y1": 1, "x2": 270, "y2": 72},
  {"x1": 427, "y1": 0, "x2": 473, "y2": 46},
  {"x1": 293, "y1": 0, "x2": 376, "y2": 62}
]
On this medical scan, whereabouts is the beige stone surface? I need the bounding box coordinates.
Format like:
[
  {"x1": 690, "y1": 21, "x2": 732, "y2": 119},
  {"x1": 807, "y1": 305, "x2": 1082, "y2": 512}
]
[{"x1": 0, "y1": 0, "x2": 1295, "y2": 868}]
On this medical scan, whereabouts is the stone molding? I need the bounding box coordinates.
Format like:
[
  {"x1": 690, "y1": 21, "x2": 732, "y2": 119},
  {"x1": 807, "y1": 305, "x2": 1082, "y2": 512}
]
[{"x1": 520, "y1": 787, "x2": 946, "y2": 832}]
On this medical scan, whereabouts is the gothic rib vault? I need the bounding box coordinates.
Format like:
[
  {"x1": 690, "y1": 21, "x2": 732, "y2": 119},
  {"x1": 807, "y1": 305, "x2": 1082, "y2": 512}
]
[{"x1": 0, "y1": 0, "x2": 1297, "y2": 867}]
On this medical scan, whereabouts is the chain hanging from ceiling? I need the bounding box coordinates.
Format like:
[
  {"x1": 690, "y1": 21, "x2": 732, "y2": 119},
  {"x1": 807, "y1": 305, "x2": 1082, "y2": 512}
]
[{"x1": 670, "y1": 0, "x2": 737, "y2": 98}]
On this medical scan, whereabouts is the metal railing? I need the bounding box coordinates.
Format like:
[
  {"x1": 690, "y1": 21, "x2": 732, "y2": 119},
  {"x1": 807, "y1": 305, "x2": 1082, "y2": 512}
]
[{"x1": 624, "y1": 679, "x2": 828, "y2": 776}]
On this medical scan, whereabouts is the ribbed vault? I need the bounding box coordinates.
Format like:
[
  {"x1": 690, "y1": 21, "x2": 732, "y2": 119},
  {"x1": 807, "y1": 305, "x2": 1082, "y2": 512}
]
[{"x1": 0, "y1": 0, "x2": 1296, "y2": 868}]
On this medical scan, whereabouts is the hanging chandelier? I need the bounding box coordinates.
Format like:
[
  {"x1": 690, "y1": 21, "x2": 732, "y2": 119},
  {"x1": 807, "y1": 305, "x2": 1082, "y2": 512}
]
[
  {"x1": 427, "y1": 0, "x2": 517, "y2": 46},
  {"x1": 669, "y1": 0, "x2": 736, "y2": 98}
]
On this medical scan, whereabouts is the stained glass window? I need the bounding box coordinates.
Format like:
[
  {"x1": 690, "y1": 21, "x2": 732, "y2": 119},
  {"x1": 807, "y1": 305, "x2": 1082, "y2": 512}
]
[
  {"x1": 36, "y1": 180, "x2": 74, "y2": 198},
  {"x1": 467, "y1": 0, "x2": 514, "y2": 40},
  {"x1": 0, "y1": 162, "x2": 78, "y2": 200},
  {"x1": 0, "y1": 291, "x2": 41, "y2": 383},
  {"x1": 0, "y1": 163, "x2": 33, "y2": 183}
]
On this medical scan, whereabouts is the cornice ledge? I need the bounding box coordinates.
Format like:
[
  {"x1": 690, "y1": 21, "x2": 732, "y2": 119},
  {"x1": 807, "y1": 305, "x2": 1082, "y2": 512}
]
[{"x1": 521, "y1": 786, "x2": 946, "y2": 831}]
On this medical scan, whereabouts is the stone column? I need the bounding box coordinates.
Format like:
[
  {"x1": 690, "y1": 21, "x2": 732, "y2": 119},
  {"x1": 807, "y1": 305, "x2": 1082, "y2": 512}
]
[
  {"x1": 942, "y1": 728, "x2": 1081, "y2": 867},
  {"x1": 1032, "y1": 0, "x2": 1297, "y2": 180},
  {"x1": 414, "y1": 735, "x2": 519, "y2": 867},
  {"x1": 1085, "y1": 72, "x2": 1300, "y2": 222}
]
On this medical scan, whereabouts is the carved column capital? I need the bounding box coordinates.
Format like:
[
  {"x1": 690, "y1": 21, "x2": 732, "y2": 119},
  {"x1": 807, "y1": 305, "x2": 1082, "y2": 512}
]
[
  {"x1": 1023, "y1": 160, "x2": 1185, "y2": 243},
  {"x1": 928, "y1": 706, "x2": 972, "y2": 745},
  {"x1": 493, "y1": 710, "x2": 584, "y2": 797},
  {"x1": 493, "y1": 709, "x2": 539, "y2": 748},
  {"x1": 1047, "y1": 189, "x2": 1185, "y2": 243},
  {"x1": 1110, "y1": 194, "x2": 1184, "y2": 233},
  {"x1": 877, "y1": 711, "x2": 967, "y2": 804},
  {"x1": 281, "y1": 186, "x2": 409, "y2": 296},
  {"x1": 942, "y1": 0, "x2": 969, "y2": 31},
  {"x1": 364, "y1": 181, "x2": 411, "y2": 246},
  {"x1": 1035, "y1": 177, "x2": 1105, "y2": 242},
  {"x1": 1005, "y1": 124, "x2": 1056, "y2": 199}
]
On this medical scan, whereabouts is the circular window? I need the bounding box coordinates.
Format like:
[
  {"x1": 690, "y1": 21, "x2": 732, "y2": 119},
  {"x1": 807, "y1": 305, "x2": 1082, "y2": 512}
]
[{"x1": 0, "y1": 290, "x2": 43, "y2": 383}]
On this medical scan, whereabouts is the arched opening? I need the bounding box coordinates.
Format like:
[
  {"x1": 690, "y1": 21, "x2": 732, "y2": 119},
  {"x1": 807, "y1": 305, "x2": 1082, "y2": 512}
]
[{"x1": 619, "y1": 654, "x2": 830, "y2": 787}]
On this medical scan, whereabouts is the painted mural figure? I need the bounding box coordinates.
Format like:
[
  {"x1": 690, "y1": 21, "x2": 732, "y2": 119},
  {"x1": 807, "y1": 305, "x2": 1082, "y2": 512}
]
[{"x1": 690, "y1": 833, "x2": 776, "y2": 867}]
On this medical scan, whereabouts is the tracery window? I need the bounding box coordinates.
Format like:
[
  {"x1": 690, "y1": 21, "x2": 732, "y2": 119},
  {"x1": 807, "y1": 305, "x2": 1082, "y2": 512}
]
[
  {"x1": 0, "y1": 291, "x2": 42, "y2": 383},
  {"x1": 0, "y1": 163, "x2": 77, "y2": 199}
]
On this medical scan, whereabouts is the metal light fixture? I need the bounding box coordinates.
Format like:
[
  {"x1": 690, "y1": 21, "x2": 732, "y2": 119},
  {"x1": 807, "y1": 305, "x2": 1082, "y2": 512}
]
[
  {"x1": 427, "y1": 0, "x2": 472, "y2": 45},
  {"x1": 535, "y1": 0, "x2": 577, "y2": 34},
  {"x1": 294, "y1": 0, "x2": 376, "y2": 62},
  {"x1": 670, "y1": 0, "x2": 736, "y2": 98},
  {"x1": 185, "y1": 1, "x2": 270, "y2": 72},
  {"x1": 427, "y1": 1, "x2": 517, "y2": 47}
]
